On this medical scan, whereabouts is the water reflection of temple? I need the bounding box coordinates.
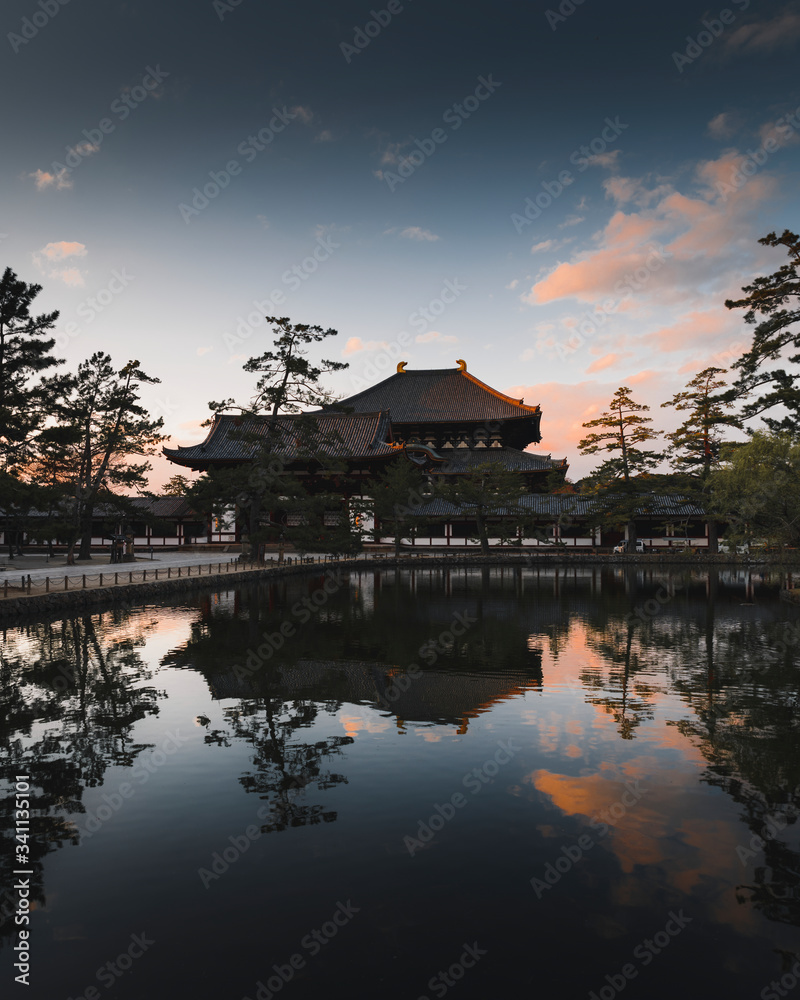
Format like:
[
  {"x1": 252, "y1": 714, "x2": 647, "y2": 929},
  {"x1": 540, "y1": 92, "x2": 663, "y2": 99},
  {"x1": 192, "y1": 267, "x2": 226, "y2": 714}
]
[{"x1": 205, "y1": 657, "x2": 542, "y2": 733}]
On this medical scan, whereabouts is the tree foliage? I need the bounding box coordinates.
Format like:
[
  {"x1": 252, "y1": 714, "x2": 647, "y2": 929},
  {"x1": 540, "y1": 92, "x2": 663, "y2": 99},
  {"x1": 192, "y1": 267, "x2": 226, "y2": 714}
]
[
  {"x1": 578, "y1": 387, "x2": 663, "y2": 545},
  {"x1": 436, "y1": 459, "x2": 532, "y2": 555},
  {"x1": 209, "y1": 316, "x2": 348, "y2": 418},
  {"x1": 201, "y1": 318, "x2": 350, "y2": 555},
  {"x1": 660, "y1": 367, "x2": 735, "y2": 478},
  {"x1": 0, "y1": 266, "x2": 62, "y2": 474},
  {"x1": 579, "y1": 386, "x2": 661, "y2": 483},
  {"x1": 45, "y1": 353, "x2": 165, "y2": 560},
  {"x1": 727, "y1": 230, "x2": 800, "y2": 430},
  {"x1": 368, "y1": 456, "x2": 431, "y2": 556},
  {"x1": 708, "y1": 431, "x2": 800, "y2": 546}
]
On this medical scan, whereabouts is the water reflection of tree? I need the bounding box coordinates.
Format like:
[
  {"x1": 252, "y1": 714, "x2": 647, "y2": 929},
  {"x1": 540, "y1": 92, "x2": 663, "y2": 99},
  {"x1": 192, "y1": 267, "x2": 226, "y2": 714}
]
[
  {"x1": 0, "y1": 613, "x2": 162, "y2": 947},
  {"x1": 579, "y1": 618, "x2": 660, "y2": 739},
  {"x1": 636, "y1": 592, "x2": 800, "y2": 931},
  {"x1": 200, "y1": 694, "x2": 352, "y2": 833}
]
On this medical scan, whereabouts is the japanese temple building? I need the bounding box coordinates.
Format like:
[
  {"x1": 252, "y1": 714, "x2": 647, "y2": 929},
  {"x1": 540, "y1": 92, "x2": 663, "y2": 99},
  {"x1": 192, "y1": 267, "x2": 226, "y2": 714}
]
[
  {"x1": 163, "y1": 360, "x2": 568, "y2": 492},
  {"x1": 159, "y1": 361, "x2": 711, "y2": 549}
]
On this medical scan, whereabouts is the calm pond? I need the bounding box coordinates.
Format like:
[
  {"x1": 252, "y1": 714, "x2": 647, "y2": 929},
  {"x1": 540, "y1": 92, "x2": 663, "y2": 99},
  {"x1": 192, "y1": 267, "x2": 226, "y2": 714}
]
[{"x1": 1, "y1": 565, "x2": 799, "y2": 999}]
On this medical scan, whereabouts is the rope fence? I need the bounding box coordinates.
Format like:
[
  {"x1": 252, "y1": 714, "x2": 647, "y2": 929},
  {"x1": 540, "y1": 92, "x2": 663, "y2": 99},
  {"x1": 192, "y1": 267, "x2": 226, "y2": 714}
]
[
  {"x1": 0, "y1": 554, "x2": 369, "y2": 599},
  {"x1": 3, "y1": 547, "x2": 789, "y2": 601},
  {"x1": 0, "y1": 558, "x2": 245, "y2": 598}
]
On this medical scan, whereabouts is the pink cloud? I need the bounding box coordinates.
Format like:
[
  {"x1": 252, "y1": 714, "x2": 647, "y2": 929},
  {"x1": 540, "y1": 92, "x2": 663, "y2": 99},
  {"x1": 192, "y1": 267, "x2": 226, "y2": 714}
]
[
  {"x1": 415, "y1": 331, "x2": 457, "y2": 344},
  {"x1": 726, "y1": 9, "x2": 800, "y2": 52},
  {"x1": 343, "y1": 336, "x2": 389, "y2": 355},
  {"x1": 643, "y1": 310, "x2": 730, "y2": 353},
  {"x1": 706, "y1": 112, "x2": 738, "y2": 140},
  {"x1": 507, "y1": 381, "x2": 612, "y2": 468},
  {"x1": 585, "y1": 352, "x2": 632, "y2": 374},
  {"x1": 524, "y1": 147, "x2": 778, "y2": 311},
  {"x1": 37, "y1": 241, "x2": 87, "y2": 261},
  {"x1": 50, "y1": 267, "x2": 84, "y2": 287},
  {"x1": 29, "y1": 167, "x2": 71, "y2": 191}
]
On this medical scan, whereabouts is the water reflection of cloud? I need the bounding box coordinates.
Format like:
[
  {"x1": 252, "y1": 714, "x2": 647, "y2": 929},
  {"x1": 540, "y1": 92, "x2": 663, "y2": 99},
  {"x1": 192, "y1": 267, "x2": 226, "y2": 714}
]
[
  {"x1": 528, "y1": 766, "x2": 764, "y2": 936},
  {"x1": 338, "y1": 712, "x2": 392, "y2": 738}
]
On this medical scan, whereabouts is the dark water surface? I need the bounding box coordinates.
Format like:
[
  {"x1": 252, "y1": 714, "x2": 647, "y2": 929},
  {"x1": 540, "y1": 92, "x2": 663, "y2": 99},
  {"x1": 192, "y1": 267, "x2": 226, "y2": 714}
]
[{"x1": 2, "y1": 565, "x2": 799, "y2": 999}]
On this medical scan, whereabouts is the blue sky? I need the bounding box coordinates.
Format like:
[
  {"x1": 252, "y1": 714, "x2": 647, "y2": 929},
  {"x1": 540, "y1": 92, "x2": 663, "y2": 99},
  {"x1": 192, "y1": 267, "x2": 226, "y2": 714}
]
[{"x1": 3, "y1": 0, "x2": 799, "y2": 481}]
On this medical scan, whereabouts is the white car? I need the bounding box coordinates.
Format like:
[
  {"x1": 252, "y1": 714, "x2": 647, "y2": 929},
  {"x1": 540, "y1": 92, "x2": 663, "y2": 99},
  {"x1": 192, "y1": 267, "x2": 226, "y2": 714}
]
[{"x1": 614, "y1": 540, "x2": 645, "y2": 553}]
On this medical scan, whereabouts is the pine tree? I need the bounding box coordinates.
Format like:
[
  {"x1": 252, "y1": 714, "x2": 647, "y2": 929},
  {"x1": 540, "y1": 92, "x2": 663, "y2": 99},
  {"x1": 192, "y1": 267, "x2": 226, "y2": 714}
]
[
  {"x1": 726, "y1": 230, "x2": 800, "y2": 430},
  {"x1": 368, "y1": 455, "x2": 430, "y2": 557},
  {"x1": 578, "y1": 387, "x2": 662, "y2": 547},
  {"x1": 709, "y1": 431, "x2": 800, "y2": 547},
  {"x1": 53, "y1": 354, "x2": 165, "y2": 560},
  {"x1": 204, "y1": 317, "x2": 349, "y2": 556},
  {"x1": 660, "y1": 367, "x2": 736, "y2": 552},
  {"x1": 579, "y1": 386, "x2": 660, "y2": 482},
  {"x1": 0, "y1": 266, "x2": 62, "y2": 473},
  {"x1": 661, "y1": 368, "x2": 735, "y2": 476},
  {"x1": 436, "y1": 459, "x2": 531, "y2": 555}
]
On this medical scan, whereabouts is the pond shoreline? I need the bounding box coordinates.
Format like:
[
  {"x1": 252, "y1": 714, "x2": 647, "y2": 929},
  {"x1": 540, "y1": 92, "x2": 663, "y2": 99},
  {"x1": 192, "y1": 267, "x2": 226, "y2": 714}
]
[{"x1": 3, "y1": 551, "x2": 800, "y2": 624}]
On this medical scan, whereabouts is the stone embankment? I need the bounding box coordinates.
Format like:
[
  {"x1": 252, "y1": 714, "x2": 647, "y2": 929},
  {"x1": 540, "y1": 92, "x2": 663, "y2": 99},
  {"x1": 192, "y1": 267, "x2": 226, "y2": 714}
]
[{"x1": 2, "y1": 551, "x2": 799, "y2": 624}]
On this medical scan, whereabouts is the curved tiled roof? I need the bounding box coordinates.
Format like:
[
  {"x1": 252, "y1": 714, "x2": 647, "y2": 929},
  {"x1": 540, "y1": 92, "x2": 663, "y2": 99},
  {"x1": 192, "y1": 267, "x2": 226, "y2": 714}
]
[
  {"x1": 434, "y1": 448, "x2": 567, "y2": 474},
  {"x1": 409, "y1": 493, "x2": 706, "y2": 518},
  {"x1": 331, "y1": 367, "x2": 541, "y2": 424},
  {"x1": 164, "y1": 411, "x2": 396, "y2": 468}
]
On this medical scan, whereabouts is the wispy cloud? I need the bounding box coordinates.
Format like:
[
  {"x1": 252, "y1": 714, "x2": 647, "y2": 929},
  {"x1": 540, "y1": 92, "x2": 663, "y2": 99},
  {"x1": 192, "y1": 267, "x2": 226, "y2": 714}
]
[
  {"x1": 290, "y1": 104, "x2": 314, "y2": 124},
  {"x1": 399, "y1": 226, "x2": 440, "y2": 242},
  {"x1": 29, "y1": 167, "x2": 71, "y2": 191},
  {"x1": 415, "y1": 331, "x2": 457, "y2": 344},
  {"x1": 36, "y1": 241, "x2": 87, "y2": 261},
  {"x1": 586, "y1": 149, "x2": 621, "y2": 170},
  {"x1": 707, "y1": 111, "x2": 738, "y2": 140},
  {"x1": 726, "y1": 7, "x2": 800, "y2": 53},
  {"x1": 342, "y1": 336, "x2": 389, "y2": 355},
  {"x1": 49, "y1": 267, "x2": 85, "y2": 287},
  {"x1": 585, "y1": 351, "x2": 632, "y2": 374},
  {"x1": 32, "y1": 242, "x2": 88, "y2": 286}
]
